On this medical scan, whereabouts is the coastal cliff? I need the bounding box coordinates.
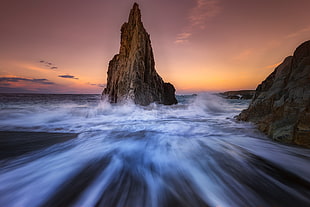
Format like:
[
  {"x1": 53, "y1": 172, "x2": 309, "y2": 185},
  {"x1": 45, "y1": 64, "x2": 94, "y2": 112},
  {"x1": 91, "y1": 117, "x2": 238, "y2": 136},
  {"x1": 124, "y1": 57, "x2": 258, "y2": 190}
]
[
  {"x1": 238, "y1": 40, "x2": 310, "y2": 147},
  {"x1": 102, "y1": 3, "x2": 177, "y2": 106}
]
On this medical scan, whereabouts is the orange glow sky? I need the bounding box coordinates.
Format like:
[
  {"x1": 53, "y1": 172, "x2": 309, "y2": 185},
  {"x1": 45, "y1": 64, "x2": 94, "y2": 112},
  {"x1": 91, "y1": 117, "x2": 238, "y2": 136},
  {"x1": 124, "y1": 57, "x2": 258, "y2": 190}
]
[{"x1": 1, "y1": 0, "x2": 310, "y2": 94}]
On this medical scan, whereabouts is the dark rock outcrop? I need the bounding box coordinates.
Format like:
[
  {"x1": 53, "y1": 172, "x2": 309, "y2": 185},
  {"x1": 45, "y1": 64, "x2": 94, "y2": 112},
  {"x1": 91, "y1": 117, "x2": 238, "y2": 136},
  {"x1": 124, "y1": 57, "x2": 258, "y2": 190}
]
[
  {"x1": 221, "y1": 90, "x2": 255, "y2": 99},
  {"x1": 102, "y1": 3, "x2": 177, "y2": 106},
  {"x1": 237, "y1": 40, "x2": 310, "y2": 147}
]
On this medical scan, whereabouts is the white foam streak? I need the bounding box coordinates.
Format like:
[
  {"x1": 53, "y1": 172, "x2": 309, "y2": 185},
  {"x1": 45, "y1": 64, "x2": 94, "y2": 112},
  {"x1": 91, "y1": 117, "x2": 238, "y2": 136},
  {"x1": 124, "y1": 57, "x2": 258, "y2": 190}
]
[
  {"x1": 0, "y1": 93, "x2": 309, "y2": 207},
  {"x1": 0, "y1": 93, "x2": 238, "y2": 133}
]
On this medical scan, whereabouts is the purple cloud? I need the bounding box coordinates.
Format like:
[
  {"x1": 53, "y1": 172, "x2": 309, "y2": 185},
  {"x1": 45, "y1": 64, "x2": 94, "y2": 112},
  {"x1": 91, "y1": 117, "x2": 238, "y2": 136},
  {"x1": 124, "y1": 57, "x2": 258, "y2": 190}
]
[{"x1": 58, "y1": 75, "x2": 79, "y2": 80}]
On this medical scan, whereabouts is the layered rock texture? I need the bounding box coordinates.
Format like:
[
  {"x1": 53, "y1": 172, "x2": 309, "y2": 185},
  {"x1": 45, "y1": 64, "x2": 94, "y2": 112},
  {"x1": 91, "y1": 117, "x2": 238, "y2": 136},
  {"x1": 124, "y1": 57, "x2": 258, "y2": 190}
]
[
  {"x1": 102, "y1": 3, "x2": 177, "y2": 106},
  {"x1": 238, "y1": 40, "x2": 310, "y2": 147}
]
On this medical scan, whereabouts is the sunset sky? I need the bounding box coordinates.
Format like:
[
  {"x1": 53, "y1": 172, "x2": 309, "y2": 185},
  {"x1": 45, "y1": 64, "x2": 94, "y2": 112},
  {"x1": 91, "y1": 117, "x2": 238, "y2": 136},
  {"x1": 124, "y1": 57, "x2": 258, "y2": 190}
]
[{"x1": 1, "y1": 0, "x2": 310, "y2": 94}]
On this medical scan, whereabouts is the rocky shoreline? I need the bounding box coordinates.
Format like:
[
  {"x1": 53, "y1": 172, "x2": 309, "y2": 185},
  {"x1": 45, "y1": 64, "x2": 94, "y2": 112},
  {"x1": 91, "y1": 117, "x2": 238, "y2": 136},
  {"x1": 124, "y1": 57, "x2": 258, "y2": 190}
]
[{"x1": 237, "y1": 40, "x2": 310, "y2": 148}]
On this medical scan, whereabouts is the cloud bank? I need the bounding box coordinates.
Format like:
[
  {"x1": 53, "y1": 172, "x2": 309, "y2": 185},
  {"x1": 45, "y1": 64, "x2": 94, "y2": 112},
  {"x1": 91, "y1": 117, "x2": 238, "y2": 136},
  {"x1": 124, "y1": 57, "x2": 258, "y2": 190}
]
[
  {"x1": 58, "y1": 75, "x2": 79, "y2": 80},
  {"x1": 0, "y1": 77, "x2": 55, "y2": 85}
]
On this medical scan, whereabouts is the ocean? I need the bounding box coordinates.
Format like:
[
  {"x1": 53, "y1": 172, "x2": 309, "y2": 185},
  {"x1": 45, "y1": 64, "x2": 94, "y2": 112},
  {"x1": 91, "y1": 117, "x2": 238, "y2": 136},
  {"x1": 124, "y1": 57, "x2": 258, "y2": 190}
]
[{"x1": 0, "y1": 93, "x2": 309, "y2": 207}]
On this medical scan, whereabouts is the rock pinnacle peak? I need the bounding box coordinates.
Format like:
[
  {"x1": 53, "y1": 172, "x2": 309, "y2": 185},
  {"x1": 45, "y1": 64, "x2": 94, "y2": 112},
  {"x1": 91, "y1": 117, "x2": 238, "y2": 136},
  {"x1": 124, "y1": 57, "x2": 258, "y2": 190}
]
[
  {"x1": 133, "y1": 2, "x2": 139, "y2": 10},
  {"x1": 102, "y1": 3, "x2": 177, "y2": 106},
  {"x1": 128, "y1": 3, "x2": 142, "y2": 25}
]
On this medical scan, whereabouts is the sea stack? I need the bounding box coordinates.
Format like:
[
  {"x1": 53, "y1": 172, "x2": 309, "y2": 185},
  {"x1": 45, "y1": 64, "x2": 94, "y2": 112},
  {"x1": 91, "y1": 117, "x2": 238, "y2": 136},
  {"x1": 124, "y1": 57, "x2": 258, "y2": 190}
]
[
  {"x1": 237, "y1": 40, "x2": 310, "y2": 147},
  {"x1": 102, "y1": 3, "x2": 177, "y2": 106}
]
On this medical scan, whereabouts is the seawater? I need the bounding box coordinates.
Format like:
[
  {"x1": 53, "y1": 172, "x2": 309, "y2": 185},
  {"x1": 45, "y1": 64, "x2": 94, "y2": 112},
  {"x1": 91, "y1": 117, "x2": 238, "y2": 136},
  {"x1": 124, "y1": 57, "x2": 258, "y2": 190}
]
[{"x1": 0, "y1": 93, "x2": 309, "y2": 207}]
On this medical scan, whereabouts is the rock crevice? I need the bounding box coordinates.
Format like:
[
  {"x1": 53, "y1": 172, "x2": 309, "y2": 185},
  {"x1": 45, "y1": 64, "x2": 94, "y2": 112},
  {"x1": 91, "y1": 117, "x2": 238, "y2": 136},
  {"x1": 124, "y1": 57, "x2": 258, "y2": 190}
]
[{"x1": 102, "y1": 3, "x2": 177, "y2": 106}]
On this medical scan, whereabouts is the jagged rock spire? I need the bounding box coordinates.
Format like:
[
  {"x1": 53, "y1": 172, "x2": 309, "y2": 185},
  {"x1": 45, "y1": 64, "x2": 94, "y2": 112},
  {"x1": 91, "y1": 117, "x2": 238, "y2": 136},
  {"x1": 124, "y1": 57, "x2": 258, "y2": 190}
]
[
  {"x1": 102, "y1": 3, "x2": 177, "y2": 106},
  {"x1": 128, "y1": 3, "x2": 141, "y2": 25}
]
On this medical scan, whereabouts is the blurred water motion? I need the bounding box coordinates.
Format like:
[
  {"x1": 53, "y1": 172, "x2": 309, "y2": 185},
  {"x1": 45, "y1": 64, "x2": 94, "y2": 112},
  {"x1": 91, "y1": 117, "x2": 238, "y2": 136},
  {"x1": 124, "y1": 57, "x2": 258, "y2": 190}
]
[{"x1": 0, "y1": 93, "x2": 309, "y2": 207}]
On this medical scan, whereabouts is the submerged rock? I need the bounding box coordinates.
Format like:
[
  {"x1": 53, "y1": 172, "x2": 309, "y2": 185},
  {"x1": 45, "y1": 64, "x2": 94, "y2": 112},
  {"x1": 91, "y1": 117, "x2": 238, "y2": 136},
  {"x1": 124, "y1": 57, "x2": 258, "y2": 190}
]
[
  {"x1": 102, "y1": 3, "x2": 177, "y2": 106},
  {"x1": 237, "y1": 40, "x2": 310, "y2": 147}
]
